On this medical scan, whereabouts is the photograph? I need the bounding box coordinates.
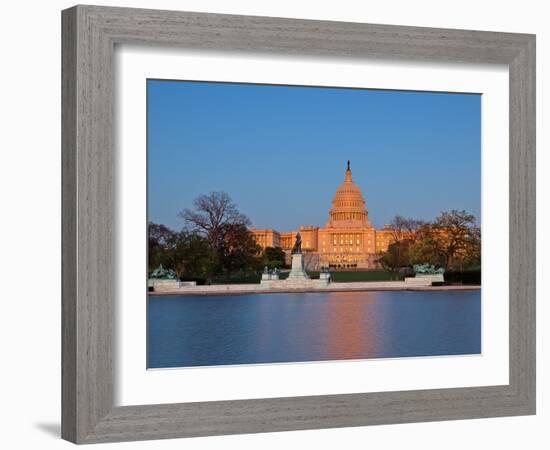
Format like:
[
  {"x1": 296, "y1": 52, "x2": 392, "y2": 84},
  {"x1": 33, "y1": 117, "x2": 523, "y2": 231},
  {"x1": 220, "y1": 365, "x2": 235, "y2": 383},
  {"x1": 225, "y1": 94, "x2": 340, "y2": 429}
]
[{"x1": 146, "y1": 80, "x2": 482, "y2": 369}]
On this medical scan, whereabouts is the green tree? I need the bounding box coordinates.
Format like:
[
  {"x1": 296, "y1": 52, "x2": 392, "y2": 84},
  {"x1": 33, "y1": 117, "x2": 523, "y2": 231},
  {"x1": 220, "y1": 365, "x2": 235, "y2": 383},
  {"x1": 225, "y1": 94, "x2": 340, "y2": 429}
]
[
  {"x1": 218, "y1": 223, "x2": 261, "y2": 279},
  {"x1": 262, "y1": 246, "x2": 286, "y2": 269},
  {"x1": 148, "y1": 223, "x2": 221, "y2": 281},
  {"x1": 148, "y1": 222, "x2": 176, "y2": 273},
  {"x1": 168, "y1": 231, "x2": 219, "y2": 280},
  {"x1": 377, "y1": 240, "x2": 413, "y2": 280}
]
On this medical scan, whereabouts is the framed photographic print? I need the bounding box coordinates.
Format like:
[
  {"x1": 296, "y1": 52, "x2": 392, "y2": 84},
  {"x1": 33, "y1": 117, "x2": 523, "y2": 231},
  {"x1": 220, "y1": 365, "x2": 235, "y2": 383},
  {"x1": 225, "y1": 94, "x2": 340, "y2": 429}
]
[{"x1": 62, "y1": 5, "x2": 536, "y2": 444}]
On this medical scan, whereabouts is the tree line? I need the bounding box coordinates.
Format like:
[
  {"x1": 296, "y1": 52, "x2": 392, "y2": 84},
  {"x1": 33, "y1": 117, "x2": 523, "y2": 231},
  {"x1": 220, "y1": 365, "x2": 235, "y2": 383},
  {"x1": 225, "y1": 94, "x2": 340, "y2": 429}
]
[
  {"x1": 148, "y1": 192, "x2": 285, "y2": 283},
  {"x1": 150, "y1": 191, "x2": 481, "y2": 284},
  {"x1": 377, "y1": 210, "x2": 481, "y2": 280}
]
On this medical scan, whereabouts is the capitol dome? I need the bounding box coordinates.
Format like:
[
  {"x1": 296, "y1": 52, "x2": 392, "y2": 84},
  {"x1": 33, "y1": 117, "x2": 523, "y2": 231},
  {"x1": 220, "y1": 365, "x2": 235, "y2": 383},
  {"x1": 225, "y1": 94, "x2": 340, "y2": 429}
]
[{"x1": 326, "y1": 161, "x2": 372, "y2": 228}]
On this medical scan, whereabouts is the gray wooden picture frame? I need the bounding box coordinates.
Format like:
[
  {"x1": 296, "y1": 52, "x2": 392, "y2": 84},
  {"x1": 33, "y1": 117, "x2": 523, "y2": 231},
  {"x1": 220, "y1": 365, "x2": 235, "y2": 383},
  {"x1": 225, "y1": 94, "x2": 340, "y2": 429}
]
[{"x1": 62, "y1": 4, "x2": 536, "y2": 444}]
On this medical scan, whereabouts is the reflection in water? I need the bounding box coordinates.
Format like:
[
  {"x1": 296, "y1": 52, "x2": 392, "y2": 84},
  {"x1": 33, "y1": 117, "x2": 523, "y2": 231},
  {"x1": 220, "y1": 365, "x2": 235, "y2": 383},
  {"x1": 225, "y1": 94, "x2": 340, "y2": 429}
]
[
  {"x1": 147, "y1": 290, "x2": 481, "y2": 368},
  {"x1": 326, "y1": 292, "x2": 380, "y2": 360}
]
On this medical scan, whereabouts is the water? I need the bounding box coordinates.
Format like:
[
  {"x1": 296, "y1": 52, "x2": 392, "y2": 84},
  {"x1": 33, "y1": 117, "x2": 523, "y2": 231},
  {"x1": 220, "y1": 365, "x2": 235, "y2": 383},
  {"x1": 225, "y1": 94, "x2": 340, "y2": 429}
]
[{"x1": 147, "y1": 290, "x2": 481, "y2": 368}]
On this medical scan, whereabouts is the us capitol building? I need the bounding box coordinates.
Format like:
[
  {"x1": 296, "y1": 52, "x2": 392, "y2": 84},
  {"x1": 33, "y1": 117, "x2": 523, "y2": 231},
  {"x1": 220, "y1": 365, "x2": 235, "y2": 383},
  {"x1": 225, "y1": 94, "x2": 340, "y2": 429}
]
[{"x1": 250, "y1": 161, "x2": 397, "y2": 270}]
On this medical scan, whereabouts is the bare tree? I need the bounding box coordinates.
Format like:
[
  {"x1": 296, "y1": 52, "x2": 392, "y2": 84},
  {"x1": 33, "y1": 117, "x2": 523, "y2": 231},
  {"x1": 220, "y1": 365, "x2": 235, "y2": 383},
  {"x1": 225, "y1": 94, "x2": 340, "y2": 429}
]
[
  {"x1": 388, "y1": 215, "x2": 425, "y2": 243},
  {"x1": 430, "y1": 209, "x2": 479, "y2": 268},
  {"x1": 178, "y1": 191, "x2": 251, "y2": 250}
]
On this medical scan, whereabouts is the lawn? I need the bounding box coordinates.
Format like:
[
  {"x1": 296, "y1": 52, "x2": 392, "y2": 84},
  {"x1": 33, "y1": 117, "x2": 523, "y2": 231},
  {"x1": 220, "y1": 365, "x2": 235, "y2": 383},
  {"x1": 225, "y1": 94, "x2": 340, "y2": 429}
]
[
  {"x1": 326, "y1": 270, "x2": 404, "y2": 282},
  {"x1": 210, "y1": 270, "x2": 402, "y2": 284}
]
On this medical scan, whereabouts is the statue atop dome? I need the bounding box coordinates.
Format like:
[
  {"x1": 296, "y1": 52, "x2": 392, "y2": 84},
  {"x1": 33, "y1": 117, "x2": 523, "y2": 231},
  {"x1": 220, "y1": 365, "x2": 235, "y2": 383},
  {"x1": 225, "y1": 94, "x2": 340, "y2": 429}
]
[{"x1": 345, "y1": 160, "x2": 353, "y2": 181}]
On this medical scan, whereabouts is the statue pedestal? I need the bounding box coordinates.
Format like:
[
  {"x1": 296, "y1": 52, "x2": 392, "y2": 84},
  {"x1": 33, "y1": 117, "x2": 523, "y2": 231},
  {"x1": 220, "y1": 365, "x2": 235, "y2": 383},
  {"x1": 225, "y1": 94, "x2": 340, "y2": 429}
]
[
  {"x1": 259, "y1": 253, "x2": 332, "y2": 290},
  {"x1": 148, "y1": 279, "x2": 197, "y2": 292},
  {"x1": 260, "y1": 271, "x2": 280, "y2": 285},
  {"x1": 288, "y1": 253, "x2": 309, "y2": 280},
  {"x1": 415, "y1": 273, "x2": 445, "y2": 283}
]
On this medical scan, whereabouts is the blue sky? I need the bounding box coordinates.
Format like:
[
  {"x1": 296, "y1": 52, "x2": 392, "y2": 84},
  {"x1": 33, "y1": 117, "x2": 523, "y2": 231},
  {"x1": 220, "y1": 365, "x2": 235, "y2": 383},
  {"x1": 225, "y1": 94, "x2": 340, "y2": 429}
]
[{"x1": 147, "y1": 80, "x2": 480, "y2": 231}]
